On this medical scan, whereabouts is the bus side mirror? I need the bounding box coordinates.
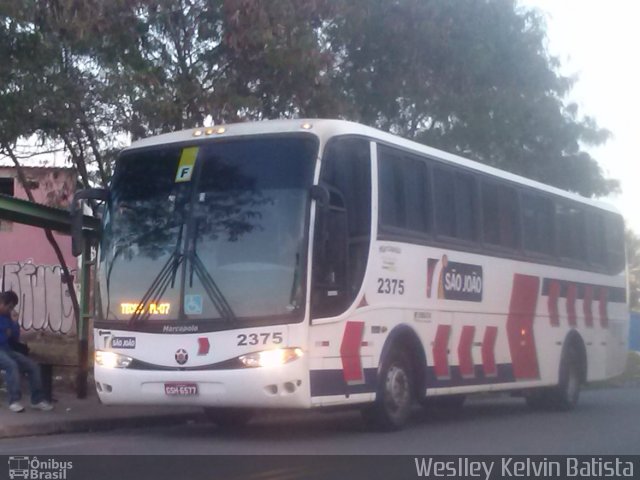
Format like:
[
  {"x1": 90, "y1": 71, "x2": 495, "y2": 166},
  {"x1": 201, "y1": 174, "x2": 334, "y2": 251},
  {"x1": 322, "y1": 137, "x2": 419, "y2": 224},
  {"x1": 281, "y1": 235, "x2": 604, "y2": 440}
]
[
  {"x1": 71, "y1": 188, "x2": 109, "y2": 256},
  {"x1": 310, "y1": 185, "x2": 330, "y2": 213}
]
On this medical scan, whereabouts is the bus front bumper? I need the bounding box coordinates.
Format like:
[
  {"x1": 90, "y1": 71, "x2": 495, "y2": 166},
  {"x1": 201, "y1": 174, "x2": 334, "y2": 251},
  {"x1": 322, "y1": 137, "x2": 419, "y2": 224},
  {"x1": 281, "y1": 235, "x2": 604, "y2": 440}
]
[{"x1": 94, "y1": 360, "x2": 311, "y2": 409}]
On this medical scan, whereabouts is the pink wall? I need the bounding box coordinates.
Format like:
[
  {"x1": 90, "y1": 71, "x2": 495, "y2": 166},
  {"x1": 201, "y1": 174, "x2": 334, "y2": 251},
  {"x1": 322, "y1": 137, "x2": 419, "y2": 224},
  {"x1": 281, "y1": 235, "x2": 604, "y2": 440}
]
[
  {"x1": 0, "y1": 168, "x2": 79, "y2": 333},
  {"x1": 0, "y1": 167, "x2": 77, "y2": 268}
]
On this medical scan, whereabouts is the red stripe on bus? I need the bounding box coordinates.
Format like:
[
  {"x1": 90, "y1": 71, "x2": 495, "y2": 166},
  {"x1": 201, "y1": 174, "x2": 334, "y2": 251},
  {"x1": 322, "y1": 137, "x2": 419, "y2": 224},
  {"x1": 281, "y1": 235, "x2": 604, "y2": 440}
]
[
  {"x1": 583, "y1": 285, "x2": 594, "y2": 327},
  {"x1": 433, "y1": 325, "x2": 451, "y2": 379},
  {"x1": 599, "y1": 287, "x2": 609, "y2": 328},
  {"x1": 506, "y1": 274, "x2": 540, "y2": 380},
  {"x1": 340, "y1": 321, "x2": 365, "y2": 384},
  {"x1": 566, "y1": 283, "x2": 577, "y2": 327},
  {"x1": 458, "y1": 326, "x2": 475, "y2": 379},
  {"x1": 357, "y1": 295, "x2": 369, "y2": 308},
  {"x1": 197, "y1": 337, "x2": 210, "y2": 356},
  {"x1": 547, "y1": 279, "x2": 560, "y2": 327},
  {"x1": 481, "y1": 326, "x2": 498, "y2": 377}
]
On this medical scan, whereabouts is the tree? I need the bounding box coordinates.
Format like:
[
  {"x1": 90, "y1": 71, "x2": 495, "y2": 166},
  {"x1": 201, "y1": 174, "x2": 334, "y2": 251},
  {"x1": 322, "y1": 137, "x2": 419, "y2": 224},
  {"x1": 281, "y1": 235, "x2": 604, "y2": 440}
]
[
  {"x1": 324, "y1": 0, "x2": 616, "y2": 197},
  {"x1": 221, "y1": 0, "x2": 339, "y2": 120},
  {"x1": 0, "y1": 0, "x2": 620, "y2": 197},
  {"x1": 0, "y1": 4, "x2": 83, "y2": 329},
  {"x1": 0, "y1": 0, "x2": 124, "y2": 189}
]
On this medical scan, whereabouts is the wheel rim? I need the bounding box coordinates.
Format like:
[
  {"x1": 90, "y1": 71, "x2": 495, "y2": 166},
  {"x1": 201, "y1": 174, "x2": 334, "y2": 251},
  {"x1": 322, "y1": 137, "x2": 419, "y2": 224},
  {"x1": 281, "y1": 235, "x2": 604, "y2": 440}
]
[{"x1": 384, "y1": 364, "x2": 411, "y2": 415}]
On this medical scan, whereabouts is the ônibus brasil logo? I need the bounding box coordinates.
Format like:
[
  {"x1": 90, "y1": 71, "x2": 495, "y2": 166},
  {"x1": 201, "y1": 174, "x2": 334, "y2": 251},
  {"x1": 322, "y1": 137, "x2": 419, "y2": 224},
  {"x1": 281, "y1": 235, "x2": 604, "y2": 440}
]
[{"x1": 8, "y1": 456, "x2": 73, "y2": 480}]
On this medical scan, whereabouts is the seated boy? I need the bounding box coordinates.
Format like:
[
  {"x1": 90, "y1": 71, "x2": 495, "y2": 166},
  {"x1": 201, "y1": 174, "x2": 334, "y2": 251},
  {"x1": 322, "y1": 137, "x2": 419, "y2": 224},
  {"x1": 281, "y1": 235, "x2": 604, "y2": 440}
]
[{"x1": 0, "y1": 291, "x2": 53, "y2": 412}]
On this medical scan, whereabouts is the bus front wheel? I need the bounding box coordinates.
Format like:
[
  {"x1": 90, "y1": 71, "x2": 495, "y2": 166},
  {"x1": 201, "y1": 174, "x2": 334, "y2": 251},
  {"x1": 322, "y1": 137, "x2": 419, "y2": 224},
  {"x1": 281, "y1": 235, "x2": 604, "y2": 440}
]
[{"x1": 362, "y1": 349, "x2": 414, "y2": 431}]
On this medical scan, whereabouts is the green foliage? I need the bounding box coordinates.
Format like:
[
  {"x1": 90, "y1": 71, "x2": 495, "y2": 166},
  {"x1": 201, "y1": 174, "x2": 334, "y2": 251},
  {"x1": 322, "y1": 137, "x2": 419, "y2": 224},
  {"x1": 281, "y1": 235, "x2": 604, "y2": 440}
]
[
  {"x1": 0, "y1": 0, "x2": 619, "y2": 198},
  {"x1": 325, "y1": 0, "x2": 615, "y2": 196}
]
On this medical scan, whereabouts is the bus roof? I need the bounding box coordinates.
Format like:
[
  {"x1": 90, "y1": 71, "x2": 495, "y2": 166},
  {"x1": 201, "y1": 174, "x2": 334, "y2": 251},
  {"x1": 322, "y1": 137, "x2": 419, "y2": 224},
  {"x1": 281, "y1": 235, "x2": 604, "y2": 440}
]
[{"x1": 126, "y1": 118, "x2": 620, "y2": 215}]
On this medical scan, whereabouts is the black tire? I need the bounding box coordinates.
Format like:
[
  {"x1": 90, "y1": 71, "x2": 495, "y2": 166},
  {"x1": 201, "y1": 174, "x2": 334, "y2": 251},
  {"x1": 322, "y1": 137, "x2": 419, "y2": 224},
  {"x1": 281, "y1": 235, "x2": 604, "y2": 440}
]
[
  {"x1": 203, "y1": 407, "x2": 254, "y2": 429},
  {"x1": 362, "y1": 349, "x2": 414, "y2": 431},
  {"x1": 552, "y1": 344, "x2": 582, "y2": 410},
  {"x1": 526, "y1": 344, "x2": 582, "y2": 411}
]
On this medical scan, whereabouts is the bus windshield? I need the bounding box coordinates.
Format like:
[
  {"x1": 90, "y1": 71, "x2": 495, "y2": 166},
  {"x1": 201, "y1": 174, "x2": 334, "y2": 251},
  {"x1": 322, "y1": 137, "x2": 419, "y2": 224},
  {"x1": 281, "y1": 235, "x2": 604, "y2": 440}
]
[{"x1": 99, "y1": 135, "x2": 317, "y2": 327}]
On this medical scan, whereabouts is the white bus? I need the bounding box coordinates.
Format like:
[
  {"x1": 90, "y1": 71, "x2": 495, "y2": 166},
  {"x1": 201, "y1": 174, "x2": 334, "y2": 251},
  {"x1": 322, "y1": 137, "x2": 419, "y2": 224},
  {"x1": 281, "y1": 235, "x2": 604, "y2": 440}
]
[{"x1": 74, "y1": 119, "x2": 628, "y2": 430}]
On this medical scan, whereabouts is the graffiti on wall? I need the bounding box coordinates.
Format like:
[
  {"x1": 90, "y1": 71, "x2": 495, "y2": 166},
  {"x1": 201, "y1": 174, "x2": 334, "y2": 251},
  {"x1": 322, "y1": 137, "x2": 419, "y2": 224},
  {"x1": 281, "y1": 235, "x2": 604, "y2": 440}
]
[{"x1": 1, "y1": 262, "x2": 76, "y2": 334}]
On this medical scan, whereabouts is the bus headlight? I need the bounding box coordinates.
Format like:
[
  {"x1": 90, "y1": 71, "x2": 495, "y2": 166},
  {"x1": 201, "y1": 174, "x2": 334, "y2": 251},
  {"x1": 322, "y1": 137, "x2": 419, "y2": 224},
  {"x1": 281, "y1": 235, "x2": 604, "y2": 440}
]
[
  {"x1": 238, "y1": 348, "x2": 303, "y2": 368},
  {"x1": 95, "y1": 350, "x2": 133, "y2": 369}
]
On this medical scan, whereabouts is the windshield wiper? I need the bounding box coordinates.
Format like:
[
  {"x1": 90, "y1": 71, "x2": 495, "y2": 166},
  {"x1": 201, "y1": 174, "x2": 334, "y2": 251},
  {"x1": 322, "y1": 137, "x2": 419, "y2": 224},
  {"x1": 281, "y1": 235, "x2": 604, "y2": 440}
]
[
  {"x1": 128, "y1": 223, "x2": 237, "y2": 324},
  {"x1": 128, "y1": 251, "x2": 184, "y2": 325},
  {"x1": 187, "y1": 218, "x2": 236, "y2": 322},
  {"x1": 189, "y1": 252, "x2": 236, "y2": 322},
  {"x1": 128, "y1": 223, "x2": 186, "y2": 325}
]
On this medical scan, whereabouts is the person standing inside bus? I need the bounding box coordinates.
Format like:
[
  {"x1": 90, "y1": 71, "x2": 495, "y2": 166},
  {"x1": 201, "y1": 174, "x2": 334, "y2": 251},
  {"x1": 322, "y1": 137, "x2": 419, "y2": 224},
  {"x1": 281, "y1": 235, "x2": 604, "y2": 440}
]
[{"x1": 0, "y1": 291, "x2": 54, "y2": 412}]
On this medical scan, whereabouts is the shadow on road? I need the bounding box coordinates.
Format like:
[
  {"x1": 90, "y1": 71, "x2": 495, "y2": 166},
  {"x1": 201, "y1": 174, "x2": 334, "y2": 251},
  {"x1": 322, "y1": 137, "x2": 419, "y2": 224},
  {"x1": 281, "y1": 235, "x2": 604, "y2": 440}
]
[{"x1": 141, "y1": 390, "x2": 606, "y2": 442}]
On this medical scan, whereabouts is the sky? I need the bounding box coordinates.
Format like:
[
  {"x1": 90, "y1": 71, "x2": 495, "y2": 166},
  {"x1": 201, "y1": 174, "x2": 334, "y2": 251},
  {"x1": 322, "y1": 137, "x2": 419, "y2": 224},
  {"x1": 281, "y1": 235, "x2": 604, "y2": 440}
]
[{"x1": 520, "y1": 0, "x2": 640, "y2": 233}]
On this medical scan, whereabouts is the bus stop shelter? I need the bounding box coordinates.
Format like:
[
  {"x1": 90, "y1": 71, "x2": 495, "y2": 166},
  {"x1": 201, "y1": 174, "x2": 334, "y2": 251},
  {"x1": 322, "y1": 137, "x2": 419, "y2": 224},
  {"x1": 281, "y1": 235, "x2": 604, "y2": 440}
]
[{"x1": 0, "y1": 193, "x2": 99, "y2": 398}]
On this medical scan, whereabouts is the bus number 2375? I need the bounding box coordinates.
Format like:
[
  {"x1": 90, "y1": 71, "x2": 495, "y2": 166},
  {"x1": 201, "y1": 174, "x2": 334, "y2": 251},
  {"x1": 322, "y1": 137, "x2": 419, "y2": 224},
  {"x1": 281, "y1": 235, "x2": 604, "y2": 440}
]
[{"x1": 237, "y1": 332, "x2": 284, "y2": 346}]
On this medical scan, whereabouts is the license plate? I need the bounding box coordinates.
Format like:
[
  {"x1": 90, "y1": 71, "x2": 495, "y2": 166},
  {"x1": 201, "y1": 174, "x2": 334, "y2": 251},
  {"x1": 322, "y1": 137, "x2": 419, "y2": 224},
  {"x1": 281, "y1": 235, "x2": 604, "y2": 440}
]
[{"x1": 164, "y1": 383, "x2": 198, "y2": 396}]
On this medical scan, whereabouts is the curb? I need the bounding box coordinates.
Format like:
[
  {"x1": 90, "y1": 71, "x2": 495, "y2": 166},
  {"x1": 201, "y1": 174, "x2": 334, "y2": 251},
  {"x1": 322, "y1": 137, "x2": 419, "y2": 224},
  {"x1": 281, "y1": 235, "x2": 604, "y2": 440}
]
[{"x1": 0, "y1": 412, "x2": 205, "y2": 439}]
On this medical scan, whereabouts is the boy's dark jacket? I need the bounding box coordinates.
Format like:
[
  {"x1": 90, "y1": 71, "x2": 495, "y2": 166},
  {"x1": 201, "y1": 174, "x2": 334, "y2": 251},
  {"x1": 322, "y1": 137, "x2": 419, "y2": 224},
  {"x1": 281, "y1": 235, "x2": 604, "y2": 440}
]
[{"x1": 0, "y1": 313, "x2": 22, "y2": 351}]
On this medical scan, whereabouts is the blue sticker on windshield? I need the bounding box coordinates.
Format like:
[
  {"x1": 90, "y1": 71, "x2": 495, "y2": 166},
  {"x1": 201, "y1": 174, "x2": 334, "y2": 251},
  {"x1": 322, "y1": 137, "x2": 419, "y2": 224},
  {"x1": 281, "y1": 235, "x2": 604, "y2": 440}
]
[{"x1": 184, "y1": 295, "x2": 203, "y2": 315}]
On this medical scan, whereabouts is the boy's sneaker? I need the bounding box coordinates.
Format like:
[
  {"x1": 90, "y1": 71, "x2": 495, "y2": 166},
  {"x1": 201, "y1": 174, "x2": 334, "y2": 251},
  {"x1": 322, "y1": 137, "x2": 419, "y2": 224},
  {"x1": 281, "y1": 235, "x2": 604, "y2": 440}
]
[
  {"x1": 31, "y1": 401, "x2": 54, "y2": 411},
  {"x1": 9, "y1": 402, "x2": 25, "y2": 413}
]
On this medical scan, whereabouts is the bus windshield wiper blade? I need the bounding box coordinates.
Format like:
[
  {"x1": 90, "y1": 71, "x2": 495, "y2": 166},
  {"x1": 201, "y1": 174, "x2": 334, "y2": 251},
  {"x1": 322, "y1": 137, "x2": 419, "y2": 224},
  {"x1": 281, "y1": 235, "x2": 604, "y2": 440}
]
[
  {"x1": 128, "y1": 252, "x2": 184, "y2": 325},
  {"x1": 128, "y1": 222, "x2": 187, "y2": 325},
  {"x1": 187, "y1": 217, "x2": 236, "y2": 322},
  {"x1": 190, "y1": 252, "x2": 237, "y2": 322}
]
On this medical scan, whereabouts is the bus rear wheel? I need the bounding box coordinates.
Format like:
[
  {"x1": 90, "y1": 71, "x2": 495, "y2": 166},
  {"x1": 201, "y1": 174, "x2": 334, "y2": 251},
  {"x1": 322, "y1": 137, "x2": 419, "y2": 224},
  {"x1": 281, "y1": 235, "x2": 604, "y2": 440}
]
[
  {"x1": 362, "y1": 349, "x2": 414, "y2": 431},
  {"x1": 526, "y1": 344, "x2": 582, "y2": 411},
  {"x1": 203, "y1": 407, "x2": 254, "y2": 429},
  {"x1": 552, "y1": 344, "x2": 582, "y2": 410}
]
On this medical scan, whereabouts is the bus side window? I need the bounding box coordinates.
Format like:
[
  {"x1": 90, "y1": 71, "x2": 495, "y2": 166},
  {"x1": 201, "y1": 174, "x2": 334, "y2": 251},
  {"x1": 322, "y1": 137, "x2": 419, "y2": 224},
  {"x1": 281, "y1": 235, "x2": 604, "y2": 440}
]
[
  {"x1": 585, "y1": 210, "x2": 606, "y2": 267},
  {"x1": 434, "y1": 167, "x2": 456, "y2": 237},
  {"x1": 482, "y1": 181, "x2": 519, "y2": 249},
  {"x1": 522, "y1": 193, "x2": 554, "y2": 255},
  {"x1": 379, "y1": 147, "x2": 431, "y2": 236},
  {"x1": 556, "y1": 202, "x2": 586, "y2": 262},
  {"x1": 604, "y1": 213, "x2": 625, "y2": 274}
]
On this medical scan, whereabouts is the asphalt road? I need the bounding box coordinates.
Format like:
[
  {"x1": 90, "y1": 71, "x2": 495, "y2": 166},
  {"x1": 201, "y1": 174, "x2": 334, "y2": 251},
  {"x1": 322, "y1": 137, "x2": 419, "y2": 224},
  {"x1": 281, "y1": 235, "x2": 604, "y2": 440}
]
[{"x1": 0, "y1": 386, "x2": 638, "y2": 456}]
